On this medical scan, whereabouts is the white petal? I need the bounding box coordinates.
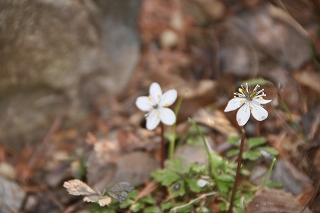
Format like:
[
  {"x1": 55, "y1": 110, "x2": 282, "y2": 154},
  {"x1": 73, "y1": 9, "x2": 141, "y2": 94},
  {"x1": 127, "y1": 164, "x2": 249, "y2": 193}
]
[
  {"x1": 159, "y1": 89, "x2": 177, "y2": 107},
  {"x1": 251, "y1": 103, "x2": 268, "y2": 121},
  {"x1": 146, "y1": 110, "x2": 161, "y2": 130},
  {"x1": 197, "y1": 179, "x2": 208, "y2": 187},
  {"x1": 236, "y1": 103, "x2": 250, "y2": 126},
  {"x1": 224, "y1": 98, "x2": 246, "y2": 112},
  {"x1": 149, "y1": 82, "x2": 162, "y2": 104},
  {"x1": 254, "y1": 98, "x2": 272, "y2": 105},
  {"x1": 136, "y1": 96, "x2": 153, "y2": 111},
  {"x1": 159, "y1": 108, "x2": 176, "y2": 126}
]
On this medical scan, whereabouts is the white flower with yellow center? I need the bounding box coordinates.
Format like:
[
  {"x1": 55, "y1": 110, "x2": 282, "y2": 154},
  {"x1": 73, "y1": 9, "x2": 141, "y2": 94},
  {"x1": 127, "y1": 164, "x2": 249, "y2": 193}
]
[
  {"x1": 136, "y1": 82, "x2": 177, "y2": 130},
  {"x1": 224, "y1": 83, "x2": 271, "y2": 126}
]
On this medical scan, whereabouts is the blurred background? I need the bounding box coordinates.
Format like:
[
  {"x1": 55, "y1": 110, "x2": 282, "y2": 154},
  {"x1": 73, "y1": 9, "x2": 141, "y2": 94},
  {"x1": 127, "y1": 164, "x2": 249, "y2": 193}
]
[{"x1": 0, "y1": 0, "x2": 320, "y2": 212}]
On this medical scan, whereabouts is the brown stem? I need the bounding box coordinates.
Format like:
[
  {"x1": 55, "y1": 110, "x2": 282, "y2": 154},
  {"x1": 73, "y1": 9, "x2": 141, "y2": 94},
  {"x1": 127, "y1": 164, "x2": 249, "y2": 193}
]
[
  {"x1": 160, "y1": 123, "x2": 165, "y2": 169},
  {"x1": 228, "y1": 125, "x2": 246, "y2": 213}
]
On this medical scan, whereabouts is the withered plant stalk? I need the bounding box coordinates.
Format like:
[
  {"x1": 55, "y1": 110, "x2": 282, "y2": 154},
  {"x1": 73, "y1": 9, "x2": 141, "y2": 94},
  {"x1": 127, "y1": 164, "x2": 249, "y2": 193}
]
[{"x1": 228, "y1": 125, "x2": 246, "y2": 213}]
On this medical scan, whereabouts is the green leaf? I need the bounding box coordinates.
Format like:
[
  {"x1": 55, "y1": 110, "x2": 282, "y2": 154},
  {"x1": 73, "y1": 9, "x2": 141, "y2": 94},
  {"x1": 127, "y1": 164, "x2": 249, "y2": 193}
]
[
  {"x1": 167, "y1": 158, "x2": 184, "y2": 173},
  {"x1": 235, "y1": 206, "x2": 245, "y2": 213},
  {"x1": 186, "y1": 178, "x2": 202, "y2": 193},
  {"x1": 226, "y1": 149, "x2": 239, "y2": 157},
  {"x1": 227, "y1": 136, "x2": 240, "y2": 147},
  {"x1": 216, "y1": 174, "x2": 234, "y2": 192},
  {"x1": 219, "y1": 202, "x2": 228, "y2": 211},
  {"x1": 243, "y1": 193, "x2": 255, "y2": 203},
  {"x1": 248, "y1": 137, "x2": 266, "y2": 149},
  {"x1": 161, "y1": 201, "x2": 176, "y2": 211},
  {"x1": 119, "y1": 199, "x2": 132, "y2": 208},
  {"x1": 170, "y1": 180, "x2": 186, "y2": 197},
  {"x1": 216, "y1": 174, "x2": 235, "y2": 182},
  {"x1": 152, "y1": 169, "x2": 180, "y2": 186},
  {"x1": 128, "y1": 190, "x2": 138, "y2": 199},
  {"x1": 130, "y1": 202, "x2": 145, "y2": 212},
  {"x1": 140, "y1": 195, "x2": 156, "y2": 204},
  {"x1": 258, "y1": 147, "x2": 279, "y2": 156},
  {"x1": 144, "y1": 206, "x2": 161, "y2": 213},
  {"x1": 243, "y1": 150, "x2": 261, "y2": 160},
  {"x1": 189, "y1": 163, "x2": 207, "y2": 175}
]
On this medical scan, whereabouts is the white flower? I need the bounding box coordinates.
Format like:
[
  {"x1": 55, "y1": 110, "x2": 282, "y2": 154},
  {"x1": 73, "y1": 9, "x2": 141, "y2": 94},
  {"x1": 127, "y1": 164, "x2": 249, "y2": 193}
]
[
  {"x1": 224, "y1": 83, "x2": 271, "y2": 126},
  {"x1": 136, "y1": 82, "x2": 177, "y2": 130}
]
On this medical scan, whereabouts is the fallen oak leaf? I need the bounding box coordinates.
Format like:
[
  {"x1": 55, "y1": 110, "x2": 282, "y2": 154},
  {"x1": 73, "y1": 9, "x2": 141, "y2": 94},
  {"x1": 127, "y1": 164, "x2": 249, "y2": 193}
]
[
  {"x1": 63, "y1": 179, "x2": 95, "y2": 196},
  {"x1": 63, "y1": 179, "x2": 133, "y2": 206}
]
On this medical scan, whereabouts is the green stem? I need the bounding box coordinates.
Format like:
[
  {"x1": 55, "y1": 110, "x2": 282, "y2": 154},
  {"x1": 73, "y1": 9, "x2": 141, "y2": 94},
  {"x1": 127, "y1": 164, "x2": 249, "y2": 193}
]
[
  {"x1": 228, "y1": 125, "x2": 246, "y2": 213},
  {"x1": 160, "y1": 123, "x2": 165, "y2": 169},
  {"x1": 169, "y1": 95, "x2": 184, "y2": 159},
  {"x1": 262, "y1": 157, "x2": 276, "y2": 187},
  {"x1": 189, "y1": 118, "x2": 217, "y2": 177}
]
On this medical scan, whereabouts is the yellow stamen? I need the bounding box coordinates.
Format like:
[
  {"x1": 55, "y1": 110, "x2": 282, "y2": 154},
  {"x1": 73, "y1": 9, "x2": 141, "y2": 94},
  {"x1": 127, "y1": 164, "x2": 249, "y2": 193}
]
[
  {"x1": 157, "y1": 94, "x2": 161, "y2": 99},
  {"x1": 240, "y1": 100, "x2": 244, "y2": 103},
  {"x1": 259, "y1": 97, "x2": 263, "y2": 100},
  {"x1": 157, "y1": 113, "x2": 160, "y2": 118},
  {"x1": 165, "y1": 103, "x2": 169, "y2": 107},
  {"x1": 249, "y1": 105, "x2": 253, "y2": 111},
  {"x1": 238, "y1": 88, "x2": 243, "y2": 93},
  {"x1": 148, "y1": 96, "x2": 152, "y2": 101}
]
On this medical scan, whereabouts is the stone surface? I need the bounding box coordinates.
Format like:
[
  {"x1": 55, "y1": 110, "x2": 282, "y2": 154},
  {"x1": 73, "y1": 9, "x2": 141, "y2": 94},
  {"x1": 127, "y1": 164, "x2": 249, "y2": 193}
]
[
  {"x1": 246, "y1": 187, "x2": 312, "y2": 213},
  {"x1": 0, "y1": 176, "x2": 26, "y2": 213},
  {"x1": 0, "y1": 0, "x2": 141, "y2": 149}
]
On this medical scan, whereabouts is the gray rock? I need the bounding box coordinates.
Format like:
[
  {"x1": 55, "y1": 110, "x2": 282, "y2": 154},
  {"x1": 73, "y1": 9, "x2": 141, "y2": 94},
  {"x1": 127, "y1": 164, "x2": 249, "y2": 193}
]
[
  {"x1": 0, "y1": 0, "x2": 141, "y2": 149},
  {"x1": 0, "y1": 176, "x2": 26, "y2": 213}
]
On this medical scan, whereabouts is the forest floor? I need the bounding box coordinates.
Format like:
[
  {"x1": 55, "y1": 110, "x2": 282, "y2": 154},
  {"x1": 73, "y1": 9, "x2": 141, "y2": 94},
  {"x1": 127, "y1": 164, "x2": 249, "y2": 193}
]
[{"x1": 1, "y1": 0, "x2": 320, "y2": 212}]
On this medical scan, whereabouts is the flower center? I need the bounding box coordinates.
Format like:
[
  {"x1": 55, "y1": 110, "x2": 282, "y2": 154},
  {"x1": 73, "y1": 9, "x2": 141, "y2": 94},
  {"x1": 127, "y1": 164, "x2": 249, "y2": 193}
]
[{"x1": 234, "y1": 84, "x2": 266, "y2": 101}]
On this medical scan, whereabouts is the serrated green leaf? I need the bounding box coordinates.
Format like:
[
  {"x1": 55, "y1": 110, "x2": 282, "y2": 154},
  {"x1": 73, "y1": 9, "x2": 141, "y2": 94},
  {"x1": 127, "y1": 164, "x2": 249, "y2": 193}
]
[
  {"x1": 243, "y1": 150, "x2": 261, "y2": 160},
  {"x1": 170, "y1": 180, "x2": 186, "y2": 197},
  {"x1": 248, "y1": 137, "x2": 266, "y2": 149},
  {"x1": 168, "y1": 158, "x2": 184, "y2": 173},
  {"x1": 258, "y1": 147, "x2": 279, "y2": 156},
  {"x1": 144, "y1": 206, "x2": 161, "y2": 213},
  {"x1": 185, "y1": 178, "x2": 202, "y2": 193},
  {"x1": 226, "y1": 149, "x2": 240, "y2": 157},
  {"x1": 227, "y1": 136, "x2": 240, "y2": 147},
  {"x1": 189, "y1": 163, "x2": 207, "y2": 174},
  {"x1": 152, "y1": 169, "x2": 180, "y2": 186}
]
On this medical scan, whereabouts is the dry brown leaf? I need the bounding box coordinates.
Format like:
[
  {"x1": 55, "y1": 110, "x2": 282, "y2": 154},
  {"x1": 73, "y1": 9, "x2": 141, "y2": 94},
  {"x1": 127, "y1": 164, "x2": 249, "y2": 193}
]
[
  {"x1": 246, "y1": 187, "x2": 312, "y2": 213},
  {"x1": 193, "y1": 109, "x2": 238, "y2": 137},
  {"x1": 63, "y1": 179, "x2": 95, "y2": 196},
  {"x1": 83, "y1": 195, "x2": 112, "y2": 207},
  {"x1": 293, "y1": 70, "x2": 320, "y2": 94},
  {"x1": 64, "y1": 179, "x2": 115, "y2": 207}
]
